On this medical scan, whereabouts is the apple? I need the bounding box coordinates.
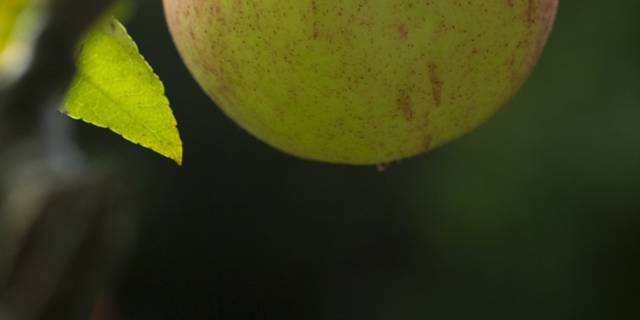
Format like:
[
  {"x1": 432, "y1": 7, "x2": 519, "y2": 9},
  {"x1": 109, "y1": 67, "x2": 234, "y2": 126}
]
[{"x1": 163, "y1": 0, "x2": 557, "y2": 164}]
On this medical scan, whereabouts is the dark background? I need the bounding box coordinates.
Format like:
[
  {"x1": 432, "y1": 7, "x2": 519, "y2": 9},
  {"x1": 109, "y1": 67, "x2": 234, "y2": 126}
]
[{"x1": 78, "y1": 1, "x2": 640, "y2": 319}]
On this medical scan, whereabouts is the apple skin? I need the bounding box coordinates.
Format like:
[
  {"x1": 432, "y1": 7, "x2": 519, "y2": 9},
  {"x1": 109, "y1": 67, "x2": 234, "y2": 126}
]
[{"x1": 164, "y1": 0, "x2": 557, "y2": 164}]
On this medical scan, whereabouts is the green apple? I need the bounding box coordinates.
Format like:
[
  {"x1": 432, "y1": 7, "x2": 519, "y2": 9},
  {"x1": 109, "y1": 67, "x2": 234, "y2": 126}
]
[{"x1": 163, "y1": 0, "x2": 557, "y2": 164}]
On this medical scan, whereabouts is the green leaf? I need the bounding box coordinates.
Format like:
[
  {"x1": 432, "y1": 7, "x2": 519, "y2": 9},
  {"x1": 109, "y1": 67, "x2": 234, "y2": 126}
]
[{"x1": 63, "y1": 19, "x2": 183, "y2": 165}]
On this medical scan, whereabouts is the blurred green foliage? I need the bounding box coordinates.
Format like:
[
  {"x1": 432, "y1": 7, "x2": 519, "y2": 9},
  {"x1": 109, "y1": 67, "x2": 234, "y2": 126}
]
[
  {"x1": 71, "y1": 1, "x2": 640, "y2": 319},
  {"x1": 0, "y1": 0, "x2": 26, "y2": 52}
]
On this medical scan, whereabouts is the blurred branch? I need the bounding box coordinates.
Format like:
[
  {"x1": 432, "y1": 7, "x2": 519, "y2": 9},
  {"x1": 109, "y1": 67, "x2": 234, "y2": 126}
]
[
  {"x1": 0, "y1": 0, "x2": 133, "y2": 319},
  {"x1": 0, "y1": 0, "x2": 116, "y2": 136}
]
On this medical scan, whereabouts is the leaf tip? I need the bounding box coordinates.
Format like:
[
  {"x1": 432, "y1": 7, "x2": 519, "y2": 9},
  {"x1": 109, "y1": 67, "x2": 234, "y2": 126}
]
[{"x1": 172, "y1": 146, "x2": 183, "y2": 166}]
